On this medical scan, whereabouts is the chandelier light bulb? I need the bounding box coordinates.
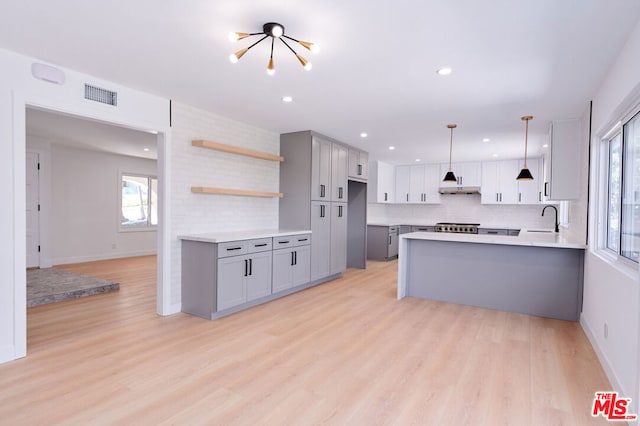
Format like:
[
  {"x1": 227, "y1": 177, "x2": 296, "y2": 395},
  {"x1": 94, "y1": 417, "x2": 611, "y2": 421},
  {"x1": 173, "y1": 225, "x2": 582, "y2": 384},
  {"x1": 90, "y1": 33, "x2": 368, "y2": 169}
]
[
  {"x1": 267, "y1": 58, "x2": 275, "y2": 76},
  {"x1": 271, "y1": 25, "x2": 284, "y2": 38},
  {"x1": 228, "y1": 32, "x2": 239, "y2": 42},
  {"x1": 229, "y1": 53, "x2": 239, "y2": 64},
  {"x1": 299, "y1": 40, "x2": 319, "y2": 53}
]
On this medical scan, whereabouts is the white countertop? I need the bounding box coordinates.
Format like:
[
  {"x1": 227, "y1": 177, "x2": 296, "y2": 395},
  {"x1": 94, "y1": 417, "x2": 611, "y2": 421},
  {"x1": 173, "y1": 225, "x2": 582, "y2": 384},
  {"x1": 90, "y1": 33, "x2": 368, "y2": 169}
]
[
  {"x1": 368, "y1": 222, "x2": 436, "y2": 227},
  {"x1": 400, "y1": 229, "x2": 585, "y2": 249},
  {"x1": 179, "y1": 229, "x2": 311, "y2": 243}
]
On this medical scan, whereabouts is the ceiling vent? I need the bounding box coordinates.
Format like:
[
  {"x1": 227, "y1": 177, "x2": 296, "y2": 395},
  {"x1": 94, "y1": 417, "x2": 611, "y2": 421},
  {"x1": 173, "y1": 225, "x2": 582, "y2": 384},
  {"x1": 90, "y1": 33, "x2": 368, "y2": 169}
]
[{"x1": 84, "y1": 84, "x2": 117, "y2": 106}]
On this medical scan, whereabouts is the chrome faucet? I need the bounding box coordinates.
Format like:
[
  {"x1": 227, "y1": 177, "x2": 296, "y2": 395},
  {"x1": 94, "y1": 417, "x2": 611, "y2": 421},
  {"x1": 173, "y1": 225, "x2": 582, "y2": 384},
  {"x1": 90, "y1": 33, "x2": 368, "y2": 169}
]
[{"x1": 542, "y1": 205, "x2": 559, "y2": 233}]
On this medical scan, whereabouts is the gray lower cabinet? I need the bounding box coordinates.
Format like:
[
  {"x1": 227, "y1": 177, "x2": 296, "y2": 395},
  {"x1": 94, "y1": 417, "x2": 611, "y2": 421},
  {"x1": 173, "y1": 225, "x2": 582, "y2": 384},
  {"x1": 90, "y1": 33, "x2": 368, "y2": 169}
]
[
  {"x1": 367, "y1": 225, "x2": 399, "y2": 260},
  {"x1": 181, "y1": 232, "x2": 311, "y2": 320},
  {"x1": 311, "y1": 201, "x2": 331, "y2": 280},
  {"x1": 330, "y1": 203, "x2": 348, "y2": 274},
  {"x1": 273, "y1": 243, "x2": 311, "y2": 293},
  {"x1": 217, "y1": 250, "x2": 272, "y2": 311}
]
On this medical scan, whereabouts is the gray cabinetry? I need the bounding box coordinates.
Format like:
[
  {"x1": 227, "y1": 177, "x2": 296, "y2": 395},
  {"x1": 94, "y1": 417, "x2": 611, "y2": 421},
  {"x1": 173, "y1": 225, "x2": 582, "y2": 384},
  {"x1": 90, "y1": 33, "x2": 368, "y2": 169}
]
[
  {"x1": 348, "y1": 148, "x2": 368, "y2": 181},
  {"x1": 272, "y1": 237, "x2": 311, "y2": 293},
  {"x1": 330, "y1": 203, "x2": 348, "y2": 274},
  {"x1": 281, "y1": 131, "x2": 362, "y2": 283},
  {"x1": 367, "y1": 225, "x2": 399, "y2": 260},
  {"x1": 311, "y1": 201, "x2": 331, "y2": 280},
  {"x1": 217, "y1": 240, "x2": 273, "y2": 311},
  {"x1": 181, "y1": 232, "x2": 312, "y2": 320},
  {"x1": 311, "y1": 136, "x2": 332, "y2": 201},
  {"x1": 331, "y1": 143, "x2": 348, "y2": 202}
]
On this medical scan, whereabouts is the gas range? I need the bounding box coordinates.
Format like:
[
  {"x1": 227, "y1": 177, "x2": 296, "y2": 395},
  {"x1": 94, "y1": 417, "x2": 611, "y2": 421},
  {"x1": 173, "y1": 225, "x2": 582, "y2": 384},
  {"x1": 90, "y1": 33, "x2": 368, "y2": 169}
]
[{"x1": 434, "y1": 222, "x2": 480, "y2": 234}]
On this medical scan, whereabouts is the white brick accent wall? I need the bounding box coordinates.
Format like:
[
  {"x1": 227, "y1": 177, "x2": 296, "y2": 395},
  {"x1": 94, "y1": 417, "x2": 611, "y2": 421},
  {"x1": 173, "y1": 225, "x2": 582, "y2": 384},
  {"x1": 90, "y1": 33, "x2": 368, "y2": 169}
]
[{"x1": 170, "y1": 102, "x2": 279, "y2": 305}]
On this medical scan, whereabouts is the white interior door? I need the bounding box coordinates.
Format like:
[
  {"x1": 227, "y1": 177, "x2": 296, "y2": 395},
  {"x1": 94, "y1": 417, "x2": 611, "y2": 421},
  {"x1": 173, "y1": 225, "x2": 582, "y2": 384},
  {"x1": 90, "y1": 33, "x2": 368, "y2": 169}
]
[{"x1": 26, "y1": 151, "x2": 40, "y2": 268}]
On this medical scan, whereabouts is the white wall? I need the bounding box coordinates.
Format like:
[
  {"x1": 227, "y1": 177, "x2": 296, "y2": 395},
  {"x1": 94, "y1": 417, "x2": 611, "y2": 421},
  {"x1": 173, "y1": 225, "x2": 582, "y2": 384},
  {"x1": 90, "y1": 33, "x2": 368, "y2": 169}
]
[
  {"x1": 0, "y1": 48, "x2": 171, "y2": 364},
  {"x1": 368, "y1": 197, "x2": 558, "y2": 229},
  {"x1": 169, "y1": 102, "x2": 279, "y2": 306},
  {"x1": 582, "y1": 20, "x2": 640, "y2": 410},
  {"x1": 45, "y1": 143, "x2": 157, "y2": 264}
]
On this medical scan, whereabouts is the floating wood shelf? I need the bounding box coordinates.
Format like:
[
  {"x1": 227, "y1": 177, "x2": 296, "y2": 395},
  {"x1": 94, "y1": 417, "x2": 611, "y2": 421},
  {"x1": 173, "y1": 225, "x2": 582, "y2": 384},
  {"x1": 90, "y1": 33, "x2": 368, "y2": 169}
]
[
  {"x1": 191, "y1": 187, "x2": 283, "y2": 198},
  {"x1": 192, "y1": 140, "x2": 284, "y2": 162}
]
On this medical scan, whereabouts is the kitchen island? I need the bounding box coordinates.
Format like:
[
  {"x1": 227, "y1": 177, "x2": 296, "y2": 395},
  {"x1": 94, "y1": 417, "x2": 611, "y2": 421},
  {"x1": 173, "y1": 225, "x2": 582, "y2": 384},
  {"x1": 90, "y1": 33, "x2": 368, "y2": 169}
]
[{"x1": 397, "y1": 230, "x2": 586, "y2": 321}]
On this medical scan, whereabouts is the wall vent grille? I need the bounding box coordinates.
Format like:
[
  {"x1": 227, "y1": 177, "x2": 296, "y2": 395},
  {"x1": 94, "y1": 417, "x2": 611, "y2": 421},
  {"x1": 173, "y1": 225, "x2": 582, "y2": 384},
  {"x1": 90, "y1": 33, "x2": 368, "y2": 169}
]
[{"x1": 84, "y1": 84, "x2": 117, "y2": 106}]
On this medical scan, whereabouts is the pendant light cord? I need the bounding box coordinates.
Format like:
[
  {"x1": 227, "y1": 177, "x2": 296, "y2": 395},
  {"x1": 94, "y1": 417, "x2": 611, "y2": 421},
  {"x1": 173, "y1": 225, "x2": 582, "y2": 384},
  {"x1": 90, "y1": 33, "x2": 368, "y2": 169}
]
[
  {"x1": 448, "y1": 126, "x2": 454, "y2": 171},
  {"x1": 523, "y1": 117, "x2": 529, "y2": 168}
]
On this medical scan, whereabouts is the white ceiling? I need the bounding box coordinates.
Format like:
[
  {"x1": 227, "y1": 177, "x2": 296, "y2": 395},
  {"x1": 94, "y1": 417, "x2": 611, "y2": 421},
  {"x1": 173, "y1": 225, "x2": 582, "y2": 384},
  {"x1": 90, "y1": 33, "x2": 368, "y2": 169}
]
[{"x1": 3, "y1": 1, "x2": 640, "y2": 164}]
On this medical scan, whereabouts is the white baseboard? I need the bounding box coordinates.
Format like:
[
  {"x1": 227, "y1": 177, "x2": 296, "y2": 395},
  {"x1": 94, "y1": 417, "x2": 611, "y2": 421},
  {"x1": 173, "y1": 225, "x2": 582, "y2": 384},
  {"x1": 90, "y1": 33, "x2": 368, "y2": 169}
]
[
  {"x1": 580, "y1": 314, "x2": 627, "y2": 397},
  {"x1": 52, "y1": 249, "x2": 157, "y2": 266}
]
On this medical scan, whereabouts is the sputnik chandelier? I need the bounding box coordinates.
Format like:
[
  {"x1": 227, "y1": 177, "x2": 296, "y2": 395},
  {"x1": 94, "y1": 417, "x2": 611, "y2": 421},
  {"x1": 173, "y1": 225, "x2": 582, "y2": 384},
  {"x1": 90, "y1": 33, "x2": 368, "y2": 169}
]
[{"x1": 228, "y1": 22, "x2": 318, "y2": 75}]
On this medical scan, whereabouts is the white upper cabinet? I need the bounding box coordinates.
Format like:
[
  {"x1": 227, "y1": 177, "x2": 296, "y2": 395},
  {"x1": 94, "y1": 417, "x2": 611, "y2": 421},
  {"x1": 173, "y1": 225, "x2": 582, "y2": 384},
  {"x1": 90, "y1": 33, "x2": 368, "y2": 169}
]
[
  {"x1": 518, "y1": 157, "x2": 543, "y2": 204},
  {"x1": 330, "y1": 143, "x2": 348, "y2": 202},
  {"x1": 394, "y1": 165, "x2": 411, "y2": 203},
  {"x1": 546, "y1": 119, "x2": 581, "y2": 200},
  {"x1": 481, "y1": 158, "x2": 543, "y2": 205},
  {"x1": 439, "y1": 162, "x2": 482, "y2": 188},
  {"x1": 368, "y1": 160, "x2": 395, "y2": 203}
]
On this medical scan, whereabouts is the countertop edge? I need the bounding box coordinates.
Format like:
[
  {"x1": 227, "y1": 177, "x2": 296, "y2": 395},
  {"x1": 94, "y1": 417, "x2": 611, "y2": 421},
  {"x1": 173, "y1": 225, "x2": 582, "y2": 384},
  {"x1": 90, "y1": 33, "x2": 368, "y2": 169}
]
[
  {"x1": 399, "y1": 230, "x2": 586, "y2": 250},
  {"x1": 179, "y1": 229, "x2": 312, "y2": 243}
]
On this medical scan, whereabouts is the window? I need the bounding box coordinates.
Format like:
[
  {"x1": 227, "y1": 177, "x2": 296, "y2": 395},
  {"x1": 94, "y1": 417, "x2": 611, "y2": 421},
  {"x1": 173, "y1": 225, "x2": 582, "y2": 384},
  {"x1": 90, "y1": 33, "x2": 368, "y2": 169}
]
[
  {"x1": 120, "y1": 174, "x2": 157, "y2": 230},
  {"x1": 602, "y1": 111, "x2": 640, "y2": 262}
]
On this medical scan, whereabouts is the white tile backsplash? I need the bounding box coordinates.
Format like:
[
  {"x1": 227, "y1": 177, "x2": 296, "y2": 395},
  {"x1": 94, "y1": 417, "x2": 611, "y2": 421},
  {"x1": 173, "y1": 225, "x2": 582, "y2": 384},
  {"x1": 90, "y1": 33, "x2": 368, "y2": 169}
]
[{"x1": 368, "y1": 195, "x2": 559, "y2": 229}]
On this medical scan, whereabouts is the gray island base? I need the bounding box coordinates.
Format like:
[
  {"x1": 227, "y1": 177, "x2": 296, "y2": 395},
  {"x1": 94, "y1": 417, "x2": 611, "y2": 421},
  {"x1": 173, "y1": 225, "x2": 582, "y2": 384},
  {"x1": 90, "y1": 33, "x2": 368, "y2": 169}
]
[{"x1": 397, "y1": 233, "x2": 585, "y2": 321}]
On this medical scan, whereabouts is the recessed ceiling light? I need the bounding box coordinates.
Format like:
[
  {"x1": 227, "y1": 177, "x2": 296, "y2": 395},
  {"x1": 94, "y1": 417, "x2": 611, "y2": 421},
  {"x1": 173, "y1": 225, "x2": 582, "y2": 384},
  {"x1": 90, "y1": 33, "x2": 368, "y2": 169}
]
[
  {"x1": 360, "y1": 132, "x2": 368, "y2": 138},
  {"x1": 492, "y1": 153, "x2": 499, "y2": 158},
  {"x1": 415, "y1": 159, "x2": 421, "y2": 162},
  {"x1": 388, "y1": 146, "x2": 395, "y2": 150},
  {"x1": 542, "y1": 144, "x2": 549, "y2": 148},
  {"x1": 282, "y1": 96, "x2": 293, "y2": 103},
  {"x1": 482, "y1": 138, "x2": 490, "y2": 142},
  {"x1": 436, "y1": 67, "x2": 452, "y2": 76},
  {"x1": 143, "y1": 148, "x2": 150, "y2": 152}
]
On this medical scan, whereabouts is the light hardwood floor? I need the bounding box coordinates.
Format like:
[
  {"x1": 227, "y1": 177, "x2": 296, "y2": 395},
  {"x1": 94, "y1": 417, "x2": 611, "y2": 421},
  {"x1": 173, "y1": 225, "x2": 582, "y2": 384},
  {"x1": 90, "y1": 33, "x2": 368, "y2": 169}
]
[{"x1": 1, "y1": 256, "x2": 611, "y2": 425}]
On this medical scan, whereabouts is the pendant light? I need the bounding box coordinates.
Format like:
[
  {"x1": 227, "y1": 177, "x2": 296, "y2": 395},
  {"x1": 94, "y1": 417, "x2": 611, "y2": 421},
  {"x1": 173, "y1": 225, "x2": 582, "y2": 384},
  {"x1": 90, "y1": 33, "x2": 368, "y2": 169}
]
[
  {"x1": 443, "y1": 124, "x2": 457, "y2": 182},
  {"x1": 516, "y1": 115, "x2": 534, "y2": 180}
]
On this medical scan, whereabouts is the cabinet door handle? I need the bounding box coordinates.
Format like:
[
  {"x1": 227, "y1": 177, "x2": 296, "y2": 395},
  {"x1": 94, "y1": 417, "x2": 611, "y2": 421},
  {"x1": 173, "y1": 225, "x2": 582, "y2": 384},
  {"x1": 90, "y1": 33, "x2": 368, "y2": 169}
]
[
  {"x1": 249, "y1": 258, "x2": 252, "y2": 276},
  {"x1": 297, "y1": 238, "x2": 308, "y2": 242},
  {"x1": 278, "y1": 240, "x2": 290, "y2": 244},
  {"x1": 244, "y1": 259, "x2": 248, "y2": 277},
  {"x1": 320, "y1": 205, "x2": 325, "y2": 218},
  {"x1": 406, "y1": 193, "x2": 409, "y2": 202},
  {"x1": 291, "y1": 251, "x2": 295, "y2": 266},
  {"x1": 227, "y1": 247, "x2": 242, "y2": 251},
  {"x1": 339, "y1": 205, "x2": 343, "y2": 217},
  {"x1": 389, "y1": 235, "x2": 392, "y2": 245},
  {"x1": 544, "y1": 182, "x2": 549, "y2": 197},
  {"x1": 518, "y1": 193, "x2": 522, "y2": 203},
  {"x1": 294, "y1": 251, "x2": 297, "y2": 265},
  {"x1": 384, "y1": 192, "x2": 388, "y2": 201},
  {"x1": 496, "y1": 193, "x2": 499, "y2": 202},
  {"x1": 358, "y1": 164, "x2": 362, "y2": 176},
  {"x1": 254, "y1": 243, "x2": 268, "y2": 247},
  {"x1": 338, "y1": 187, "x2": 343, "y2": 199},
  {"x1": 320, "y1": 184, "x2": 326, "y2": 198},
  {"x1": 499, "y1": 193, "x2": 502, "y2": 202},
  {"x1": 539, "y1": 191, "x2": 542, "y2": 202}
]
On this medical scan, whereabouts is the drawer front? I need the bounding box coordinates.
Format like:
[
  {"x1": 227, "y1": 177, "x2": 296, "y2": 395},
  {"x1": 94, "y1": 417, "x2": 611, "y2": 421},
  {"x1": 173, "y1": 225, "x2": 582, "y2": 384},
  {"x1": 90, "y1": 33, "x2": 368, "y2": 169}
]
[
  {"x1": 292, "y1": 234, "x2": 312, "y2": 247},
  {"x1": 273, "y1": 236, "x2": 294, "y2": 249},
  {"x1": 247, "y1": 238, "x2": 273, "y2": 253},
  {"x1": 389, "y1": 227, "x2": 399, "y2": 234},
  {"x1": 411, "y1": 226, "x2": 435, "y2": 232},
  {"x1": 217, "y1": 241, "x2": 248, "y2": 258}
]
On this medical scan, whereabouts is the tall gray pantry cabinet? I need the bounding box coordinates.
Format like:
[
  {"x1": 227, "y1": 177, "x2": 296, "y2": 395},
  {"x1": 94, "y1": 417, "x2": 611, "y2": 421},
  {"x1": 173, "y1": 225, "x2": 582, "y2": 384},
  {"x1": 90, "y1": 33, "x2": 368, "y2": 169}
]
[{"x1": 280, "y1": 131, "x2": 350, "y2": 282}]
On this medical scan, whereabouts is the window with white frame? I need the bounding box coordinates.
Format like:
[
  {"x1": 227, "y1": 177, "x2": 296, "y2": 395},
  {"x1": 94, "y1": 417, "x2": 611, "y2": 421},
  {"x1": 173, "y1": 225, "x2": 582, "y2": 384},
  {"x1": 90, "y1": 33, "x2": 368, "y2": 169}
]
[
  {"x1": 120, "y1": 173, "x2": 157, "y2": 230},
  {"x1": 602, "y1": 111, "x2": 640, "y2": 263}
]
